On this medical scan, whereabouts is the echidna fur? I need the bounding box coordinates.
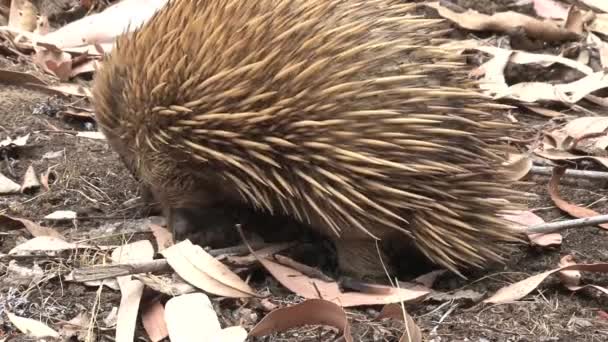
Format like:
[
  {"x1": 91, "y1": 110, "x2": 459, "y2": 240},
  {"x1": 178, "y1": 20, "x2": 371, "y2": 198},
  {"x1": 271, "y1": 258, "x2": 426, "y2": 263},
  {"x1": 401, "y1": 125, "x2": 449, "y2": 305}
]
[{"x1": 93, "y1": 0, "x2": 525, "y2": 276}]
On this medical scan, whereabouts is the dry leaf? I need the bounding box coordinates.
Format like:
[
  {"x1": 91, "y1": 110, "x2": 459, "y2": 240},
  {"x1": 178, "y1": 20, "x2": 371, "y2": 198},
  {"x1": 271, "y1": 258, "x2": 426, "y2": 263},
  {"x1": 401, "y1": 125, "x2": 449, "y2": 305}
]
[
  {"x1": 9, "y1": 235, "x2": 99, "y2": 255},
  {"x1": 258, "y1": 257, "x2": 429, "y2": 307},
  {"x1": 44, "y1": 210, "x2": 77, "y2": 220},
  {"x1": 0, "y1": 214, "x2": 63, "y2": 238},
  {"x1": 485, "y1": 263, "x2": 608, "y2": 304},
  {"x1": 0, "y1": 172, "x2": 21, "y2": 194},
  {"x1": 533, "y1": 0, "x2": 569, "y2": 19},
  {"x1": 20, "y1": 164, "x2": 40, "y2": 193},
  {"x1": 249, "y1": 299, "x2": 352, "y2": 341},
  {"x1": 581, "y1": 0, "x2": 608, "y2": 13},
  {"x1": 0, "y1": 68, "x2": 47, "y2": 86},
  {"x1": 160, "y1": 240, "x2": 257, "y2": 298},
  {"x1": 165, "y1": 293, "x2": 247, "y2": 342},
  {"x1": 427, "y1": 2, "x2": 580, "y2": 42},
  {"x1": 8, "y1": 0, "x2": 37, "y2": 32},
  {"x1": 149, "y1": 223, "x2": 173, "y2": 251},
  {"x1": 142, "y1": 299, "x2": 169, "y2": 342},
  {"x1": 7, "y1": 312, "x2": 59, "y2": 338},
  {"x1": 548, "y1": 167, "x2": 608, "y2": 230},
  {"x1": 77, "y1": 131, "x2": 106, "y2": 140},
  {"x1": 501, "y1": 210, "x2": 562, "y2": 247},
  {"x1": 113, "y1": 240, "x2": 154, "y2": 342},
  {"x1": 502, "y1": 153, "x2": 533, "y2": 181}
]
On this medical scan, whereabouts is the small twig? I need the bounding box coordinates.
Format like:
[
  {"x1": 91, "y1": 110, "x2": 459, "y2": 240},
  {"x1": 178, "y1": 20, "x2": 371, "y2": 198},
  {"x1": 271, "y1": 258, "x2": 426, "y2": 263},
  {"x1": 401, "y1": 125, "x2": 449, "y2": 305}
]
[
  {"x1": 526, "y1": 214, "x2": 608, "y2": 234},
  {"x1": 529, "y1": 166, "x2": 608, "y2": 180}
]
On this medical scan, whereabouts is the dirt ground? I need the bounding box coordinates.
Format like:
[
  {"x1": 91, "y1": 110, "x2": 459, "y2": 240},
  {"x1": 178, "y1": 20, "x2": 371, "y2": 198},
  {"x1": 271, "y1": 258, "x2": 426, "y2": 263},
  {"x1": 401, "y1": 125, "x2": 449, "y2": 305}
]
[{"x1": 2, "y1": 1, "x2": 608, "y2": 342}]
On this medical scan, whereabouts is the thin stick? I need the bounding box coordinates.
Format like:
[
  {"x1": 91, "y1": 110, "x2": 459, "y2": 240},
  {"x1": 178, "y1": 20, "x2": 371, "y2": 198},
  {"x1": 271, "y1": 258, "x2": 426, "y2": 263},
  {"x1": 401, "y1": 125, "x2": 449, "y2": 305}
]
[
  {"x1": 526, "y1": 214, "x2": 608, "y2": 234},
  {"x1": 529, "y1": 166, "x2": 608, "y2": 180}
]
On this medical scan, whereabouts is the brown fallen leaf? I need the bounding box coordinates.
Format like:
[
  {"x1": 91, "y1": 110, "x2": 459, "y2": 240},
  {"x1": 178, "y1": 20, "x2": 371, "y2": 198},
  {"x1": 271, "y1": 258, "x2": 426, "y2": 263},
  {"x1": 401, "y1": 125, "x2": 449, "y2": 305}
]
[
  {"x1": 258, "y1": 256, "x2": 429, "y2": 307},
  {"x1": 141, "y1": 299, "x2": 169, "y2": 342},
  {"x1": 427, "y1": 2, "x2": 580, "y2": 42},
  {"x1": 484, "y1": 263, "x2": 608, "y2": 304},
  {"x1": 377, "y1": 304, "x2": 422, "y2": 342},
  {"x1": 501, "y1": 210, "x2": 562, "y2": 247},
  {"x1": 548, "y1": 166, "x2": 608, "y2": 230},
  {"x1": 33, "y1": 44, "x2": 73, "y2": 80},
  {"x1": 248, "y1": 299, "x2": 352, "y2": 342},
  {"x1": 0, "y1": 68, "x2": 47, "y2": 86},
  {"x1": 0, "y1": 214, "x2": 63, "y2": 238}
]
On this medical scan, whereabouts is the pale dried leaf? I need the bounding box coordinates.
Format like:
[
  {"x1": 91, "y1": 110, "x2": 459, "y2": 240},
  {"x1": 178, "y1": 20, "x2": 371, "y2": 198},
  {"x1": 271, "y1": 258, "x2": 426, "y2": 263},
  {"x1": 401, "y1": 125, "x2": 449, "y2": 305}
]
[
  {"x1": 9, "y1": 235, "x2": 98, "y2": 255},
  {"x1": 165, "y1": 293, "x2": 247, "y2": 342},
  {"x1": 160, "y1": 240, "x2": 256, "y2": 298},
  {"x1": 580, "y1": 0, "x2": 608, "y2": 13},
  {"x1": 44, "y1": 210, "x2": 77, "y2": 220},
  {"x1": 20, "y1": 164, "x2": 40, "y2": 193},
  {"x1": 7, "y1": 312, "x2": 59, "y2": 338},
  {"x1": 533, "y1": 0, "x2": 569, "y2": 19},
  {"x1": 76, "y1": 131, "x2": 106, "y2": 140},
  {"x1": 0, "y1": 172, "x2": 21, "y2": 194}
]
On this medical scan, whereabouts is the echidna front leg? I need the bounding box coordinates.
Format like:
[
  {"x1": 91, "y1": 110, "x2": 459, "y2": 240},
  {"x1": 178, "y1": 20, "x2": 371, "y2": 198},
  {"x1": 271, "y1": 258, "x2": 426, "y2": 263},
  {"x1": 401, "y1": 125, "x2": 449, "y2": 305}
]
[{"x1": 334, "y1": 239, "x2": 394, "y2": 279}]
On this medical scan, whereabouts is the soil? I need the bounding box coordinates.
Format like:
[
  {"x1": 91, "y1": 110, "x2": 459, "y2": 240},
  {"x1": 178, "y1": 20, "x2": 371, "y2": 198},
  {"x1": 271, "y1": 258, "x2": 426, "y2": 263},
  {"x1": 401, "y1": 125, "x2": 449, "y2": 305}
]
[{"x1": 1, "y1": 1, "x2": 608, "y2": 341}]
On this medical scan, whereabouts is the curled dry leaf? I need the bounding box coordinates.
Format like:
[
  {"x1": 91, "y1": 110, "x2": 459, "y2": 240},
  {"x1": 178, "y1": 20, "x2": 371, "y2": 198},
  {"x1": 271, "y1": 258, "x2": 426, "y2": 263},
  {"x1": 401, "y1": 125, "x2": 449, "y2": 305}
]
[
  {"x1": 258, "y1": 256, "x2": 429, "y2": 307},
  {"x1": 548, "y1": 167, "x2": 608, "y2": 230},
  {"x1": 427, "y1": 2, "x2": 580, "y2": 42},
  {"x1": 377, "y1": 304, "x2": 422, "y2": 342},
  {"x1": 248, "y1": 299, "x2": 352, "y2": 342},
  {"x1": 485, "y1": 263, "x2": 608, "y2": 304},
  {"x1": 160, "y1": 240, "x2": 257, "y2": 298},
  {"x1": 44, "y1": 210, "x2": 77, "y2": 220},
  {"x1": 502, "y1": 153, "x2": 533, "y2": 181},
  {"x1": 7, "y1": 312, "x2": 59, "y2": 338}
]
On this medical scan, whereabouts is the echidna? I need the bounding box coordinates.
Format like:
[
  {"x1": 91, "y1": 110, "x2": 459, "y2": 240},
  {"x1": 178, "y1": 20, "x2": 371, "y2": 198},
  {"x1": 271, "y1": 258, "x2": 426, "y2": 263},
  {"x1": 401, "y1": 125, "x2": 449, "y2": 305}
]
[{"x1": 93, "y1": 0, "x2": 524, "y2": 277}]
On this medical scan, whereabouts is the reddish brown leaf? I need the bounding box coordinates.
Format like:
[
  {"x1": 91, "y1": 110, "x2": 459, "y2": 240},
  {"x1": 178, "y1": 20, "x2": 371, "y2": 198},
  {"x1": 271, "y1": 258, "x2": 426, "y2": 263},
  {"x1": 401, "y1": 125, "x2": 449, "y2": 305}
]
[
  {"x1": 548, "y1": 166, "x2": 608, "y2": 230},
  {"x1": 248, "y1": 299, "x2": 352, "y2": 341}
]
